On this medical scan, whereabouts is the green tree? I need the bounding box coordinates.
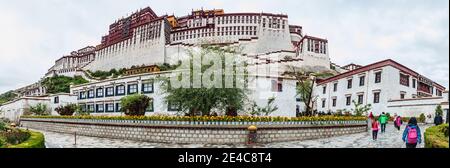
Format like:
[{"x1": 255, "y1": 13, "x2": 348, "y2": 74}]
[
  {"x1": 284, "y1": 66, "x2": 335, "y2": 116},
  {"x1": 55, "y1": 104, "x2": 78, "y2": 116},
  {"x1": 249, "y1": 97, "x2": 279, "y2": 116},
  {"x1": 419, "y1": 113, "x2": 426, "y2": 123},
  {"x1": 120, "y1": 94, "x2": 152, "y2": 116},
  {"x1": 158, "y1": 61, "x2": 182, "y2": 71},
  {"x1": 352, "y1": 100, "x2": 372, "y2": 116},
  {"x1": 160, "y1": 46, "x2": 248, "y2": 116},
  {"x1": 435, "y1": 105, "x2": 444, "y2": 117},
  {"x1": 28, "y1": 103, "x2": 50, "y2": 116},
  {"x1": 0, "y1": 91, "x2": 18, "y2": 105},
  {"x1": 42, "y1": 75, "x2": 89, "y2": 94}
]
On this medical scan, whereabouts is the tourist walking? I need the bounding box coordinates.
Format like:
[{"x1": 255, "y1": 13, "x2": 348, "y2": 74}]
[
  {"x1": 372, "y1": 119, "x2": 380, "y2": 141},
  {"x1": 368, "y1": 112, "x2": 374, "y2": 132},
  {"x1": 402, "y1": 117, "x2": 422, "y2": 148},
  {"x1": 434, "y1": 114, "x2": 443, "y2": 126},
  {"x1": 394, "y1": 114, "x2": 403, "y2": 131},
  {"x1": 379, "y1": 112, "x2": 389, "y2": 133}
]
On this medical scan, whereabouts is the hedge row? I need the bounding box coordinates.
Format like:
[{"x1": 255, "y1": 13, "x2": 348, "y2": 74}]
[
  {"x1": 6, "y1": 130, "x2": 45, "y2": 148},
  {"x1": 21, "y1": 115, "x2": 367, "y2": 122},
  {"x1": 424, "y1": 124, "x2": 449, "y2": 148}
]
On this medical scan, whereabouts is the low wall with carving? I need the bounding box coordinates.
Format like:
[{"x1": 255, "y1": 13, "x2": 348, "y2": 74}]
[{"x1": 20, "y1": 118, "x2": 367, "y2": 144}]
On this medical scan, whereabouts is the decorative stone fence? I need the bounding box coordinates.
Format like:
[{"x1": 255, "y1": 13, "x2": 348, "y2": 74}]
[{"x1": 20, "y1": 118, "x2": 367, "y2": 144}]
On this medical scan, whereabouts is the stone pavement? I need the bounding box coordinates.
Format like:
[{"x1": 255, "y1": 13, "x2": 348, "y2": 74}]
[{"x1": 40, "y1": 124, "x2": 430, "y2": 148}]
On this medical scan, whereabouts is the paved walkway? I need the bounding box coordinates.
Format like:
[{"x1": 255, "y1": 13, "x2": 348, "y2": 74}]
[
  {"x1": 266, "y1": 124, "x2": 429, "y2": 148},
  {"x1": 40, "y1": 124, "x2": 429, "y2": 148}
]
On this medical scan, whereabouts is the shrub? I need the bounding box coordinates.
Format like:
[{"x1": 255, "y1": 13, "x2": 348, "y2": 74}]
[
  {"x1": 0, "y1": 121, "x2": 6, "y2": 131},
  {"x1": 0, "y1": 117, "x2": 11, "y2": 124},
  {"x1": 0, "y1": 138, "x2": 5, "y2": 148},
  {"x1": 419, "y1": 113, "x2": 426, "y2": 123},
  {"x1": 29, "y1": 103, "x2": 51, "y2": 116},
  {"x1": 425, "y1": 124, "x2": 449, "y2": 148},
  {"x1": 55, "y1": 104, "x2": 78, "y2": 116},
  {"x1": 42, "y1": 75, "x2": 89, "y2": 94},
  {"x1": 7, "y1": 130, "x2": 45, "y2": 148},
  {"x1": 1, "y1": 129, "x2": 31, "y2": 145},
  {"x1": 121, "y1": 94, "x2": 152, "y2": 116},
  {"x1": 75, "y1": 106, "x2": 90, "y2": 116}
]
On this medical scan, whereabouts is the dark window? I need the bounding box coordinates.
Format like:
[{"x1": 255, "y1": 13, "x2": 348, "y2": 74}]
[
  {"x1": 374, "y1": 92, "x2": 380, "y2": 103},
  {"x1": 116, "y1": 103, "x2": 123, "y2": 112},
  {"x1": 346, "y1": 96, "x2": 352, "y2": 106},
  {"x1": 96, "y1": 104, "x2": 104, "y2": 113},
  {"x1": 168, "y1": 101, "x2": 181, "y2": 111},
  {"x1": 412, "y1": 79, "x2": 416, "y2": 88},
  {"x1": 96, "y1": 88, "x2": 104, "y2": 98},
  {"x1": 87, "y1": 104, "x2": 94, "y2": 113},
  {"x1": 87, "y1": 90, "x2": 95, "y2": 99},
  {"x1": 347, "y1": 79, "x2": 353, "y2": 89},
  {"x1": 142, "y1": 82, "x2": 154, "y2": 94},
  {"x1": 333, "y1": 83, "x2": 338, "y2": 92},
  {"x1": 359, "y1": 76, "x2": 365, "y2": 86},
  {"x1": 54, "y1": 96, "x2": 59, "y2": 104},
  {"x1": 375, "y1": 72, "x2": 382, "y2": 83},
  {"x1": 358, "y1": 95, "x2": 364, "y2": 104},
  {"x1": 323, "y1": 86, "x2": 327, "y2": 94},
  {"x1": 79, "y1": 91, "x2": 87, "y2": 99},
  {"x1": 105, "y1": 103, "x2": 115, "y2": 112},
  {"x1": 105, "y1": 87, "x2": 114, "y2": 97},
  {"x1": 322, "y1": 100, "x2": 326, "y2": 108},
  {"x1": 271, "y1": 79, "x2": 283, "y2": 92},
  {"x1": 401, "y1": 93, "x2": 405, "y2": 99},
  {"x1": 146, "y1": 100, "x2": 154, "y2": 112},
  {"x1": 79, "y1": 104, "x2": 87, "y2": 112},
  {"x1": 332, "y1": 98, "x2": 337, "y2": 107},
  {"x1": 400, "y1": 74, "x2": 410, "y2": 87},
  {"x1": 128, "y1": 84, "x2": 138, "y2": 95},
  {"x1": 116, "y1": 85, "x2": 125, "y2": 96}
]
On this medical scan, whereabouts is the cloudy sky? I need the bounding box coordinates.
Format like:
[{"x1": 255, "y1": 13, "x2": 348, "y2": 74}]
[{"x1": 0, "y1": 0, "x2": 448, "y2": 93}]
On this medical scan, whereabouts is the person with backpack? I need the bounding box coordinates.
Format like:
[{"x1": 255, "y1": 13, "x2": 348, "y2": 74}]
[
  {"x1": 434, "y1": 114, "x2": 443, "y2": 126},
  {"x1": 394, "y1": 114, "x2": 403, "y2": 131},
  {"x1": 379, "y1": 112, "x2": 389, "y2": 133},
  {"x1": 372, "y1": 118, "x2": 381, "y2": 141},
  {"x1": 402, "y1": 117, "x2": 422, "y2": 148}
]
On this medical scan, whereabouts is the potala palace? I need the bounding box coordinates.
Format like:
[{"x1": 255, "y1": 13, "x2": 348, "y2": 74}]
[{"x1": 1, "y1": 7, "x2": 448, "y2": 123}]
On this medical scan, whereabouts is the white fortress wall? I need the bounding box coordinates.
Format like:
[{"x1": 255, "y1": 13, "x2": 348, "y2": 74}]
[{"x1": 86, "y1": 20, "x2": 168, "y2": 71}]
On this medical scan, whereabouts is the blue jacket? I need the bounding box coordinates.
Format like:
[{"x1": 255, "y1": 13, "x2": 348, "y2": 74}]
[{"x1": 402, "y1": 124, "x2": 422, "y2": 144}]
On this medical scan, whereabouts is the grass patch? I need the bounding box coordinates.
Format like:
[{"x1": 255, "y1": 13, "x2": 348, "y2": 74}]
[{"x1": 6, "y1": 130, "x2": 45, "y2": 148}]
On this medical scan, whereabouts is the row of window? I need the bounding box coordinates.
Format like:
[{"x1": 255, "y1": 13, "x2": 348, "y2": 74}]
[
  {"x1": 216, "y1": 15, "x2": 261, "y2": 25},
  {"x1": 321, "y1": 92, "x2": 381, "y2": 108},
  {"x1": 172, "y1": 26, "x2": 258, "y2": 41},
  {"x1": 78, "y1": 83, "x2": 154, "y2": 100},
  {"x1": 322, "y1": 72, "x2": 383, "y2": 94},
  {"x1": 79, "y1": 100, "x2": 181, "y2": 113},
  {"x1": 306, "y1": 39, "x2": 327, "y2": 54},
  {"x1": 79, "y1": 101, "x2": 153, "y2": 113}
]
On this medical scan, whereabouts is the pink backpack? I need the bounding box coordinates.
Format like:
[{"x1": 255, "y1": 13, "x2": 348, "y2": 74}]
[
  {"x1": 396, "y1": 117, "x2": 402, "y2": 126},
  {"x1": 407, "y1": 127, "x2": 418, "y2": 144}
]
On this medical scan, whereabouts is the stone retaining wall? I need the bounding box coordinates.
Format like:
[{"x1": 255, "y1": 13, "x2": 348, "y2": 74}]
[{"x1": 20, "y1": 118, "x2": 367, "y2": 144}]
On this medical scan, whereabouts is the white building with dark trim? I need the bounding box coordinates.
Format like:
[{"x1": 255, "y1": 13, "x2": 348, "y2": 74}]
[
  {"x1": 68, "y1": 69, "x2": 304, "y2": 117},
  {"x1": 314, "y1": 59, "x2": 447, "y2": 118}
]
